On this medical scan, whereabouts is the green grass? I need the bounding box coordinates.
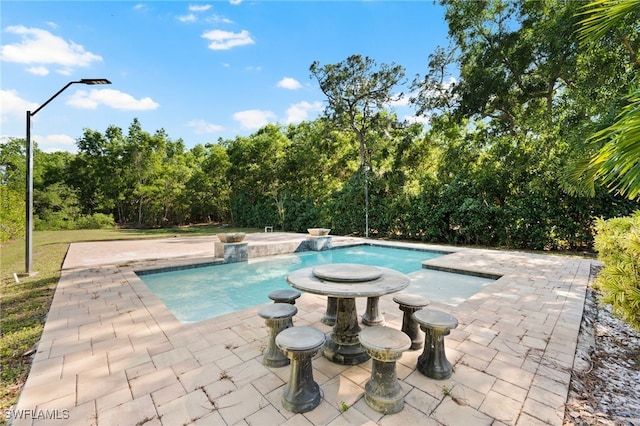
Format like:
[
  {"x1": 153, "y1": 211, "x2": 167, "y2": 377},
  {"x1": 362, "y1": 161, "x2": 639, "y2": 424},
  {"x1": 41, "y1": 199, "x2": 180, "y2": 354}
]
[{"x1": 0, "y1": 225, "x2": 257, "y2": 414}]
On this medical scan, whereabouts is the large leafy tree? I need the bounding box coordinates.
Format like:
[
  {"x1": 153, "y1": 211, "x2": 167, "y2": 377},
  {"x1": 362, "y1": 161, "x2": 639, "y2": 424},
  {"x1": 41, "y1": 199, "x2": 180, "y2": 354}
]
[
  {"x1": 408, "y1": 0, "x2": 639, "y2": 249},
  {"x1": 310, "y1": 54, "x2": 406, "y2": 236},
  {"x1": 570, "y1": 0, "x2": 640, "y2": 199}
]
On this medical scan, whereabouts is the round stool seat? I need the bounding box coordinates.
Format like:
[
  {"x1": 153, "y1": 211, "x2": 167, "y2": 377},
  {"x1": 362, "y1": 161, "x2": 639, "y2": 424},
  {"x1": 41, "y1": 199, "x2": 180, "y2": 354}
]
[
  {"x1": 276, "y1": 326, "x2": 325, "y2": 352},
  {"x1": 269, "y1": 289, "x2": 301, "y2": 304},
  {"x1": 259, "y1": 303, "x2": 298, "y2": 320},
  {"x1": 359, "y1": 326, "x2": 411, "y2": 414},
  {"x1": 393, "y1": 293, "x2": 429, "y2": 308},
  {"x1": 360, "y1": 326, "x2": 411, "y2": 361},
  {"x1": 276, "y1": 326, "x2": 326, "y2": 414},
  {"x1": 413, "y1": 309, "x2": 458, "y2": 331}
]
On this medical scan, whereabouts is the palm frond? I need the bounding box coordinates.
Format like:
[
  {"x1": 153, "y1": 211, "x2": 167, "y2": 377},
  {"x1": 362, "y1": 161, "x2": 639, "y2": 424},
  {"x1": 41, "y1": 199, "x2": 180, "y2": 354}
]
[{"x1": 576, "y1": 0, "x2": 640, "y2": 47}]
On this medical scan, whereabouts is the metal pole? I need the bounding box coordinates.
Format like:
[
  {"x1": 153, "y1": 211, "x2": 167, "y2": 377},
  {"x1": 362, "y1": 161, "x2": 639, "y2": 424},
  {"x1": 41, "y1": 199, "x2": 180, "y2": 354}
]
[
  {"x1": 25, "y1": 111, "x2": 33, "y2": 274},
  {"x1": 23, "y1": 78, "x2": 111, "y2": 275},
  {"x1": 365, "y1": 165, "x2": 369, "y2": 239}
]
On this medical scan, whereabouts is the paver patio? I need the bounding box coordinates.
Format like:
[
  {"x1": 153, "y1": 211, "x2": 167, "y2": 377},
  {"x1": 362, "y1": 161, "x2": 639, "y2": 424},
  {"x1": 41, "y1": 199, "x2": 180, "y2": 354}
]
[{"x1": 9, "y1": 233, "x2": 591, "y2": 425}]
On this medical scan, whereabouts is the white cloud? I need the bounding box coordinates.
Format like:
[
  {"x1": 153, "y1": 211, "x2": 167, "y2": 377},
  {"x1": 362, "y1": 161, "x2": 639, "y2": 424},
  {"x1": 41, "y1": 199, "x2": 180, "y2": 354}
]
[
  {"x1": 187, "y1": 119, "x2": 224, "y2": 134},
  {"x1": 0, "y1": 89, "x2": 38, "y2": 122},
  {"x1": 33, "y1": 133, "x2": 77, "y2": 152},
  {"x1": 277, "y1": 77, "x2": 302, "y2": 90},
  {"x1": 67, "y1": 89, "x2": 159, "y2": 111},
  {"x1": 403, "y1": 114, "x2": 431, "y2": 125},
  {"x1": 189, "y1": 4, "x2": 212, "y2": 12},
  {"x1": 388, "y1": 92, "x2": 409, "y2": 107},
  {"x1": 245, "y1": 65, "x2": 262, "y2": 72},
  {"x1": 1, "y1": 26, "x2": 103, "y2": 74},
  {"x1": 285, "y1": 101, "x2": 323, "y2": 124},
  {"x1": 202, "y1": 29, "x2": 254, "y2": 50},
  {"x1": 26, "y1": 66, "x2": 50, "y2": 76},
  {"x1": 177, "y1": 13, "x2": 197, "y2": 23},
  {"x1": 230, "y1": 0, "x2": 242, "y2": 4},
  {"x1": 233, "y1": 109, "x2": 275, "y2": 129}
]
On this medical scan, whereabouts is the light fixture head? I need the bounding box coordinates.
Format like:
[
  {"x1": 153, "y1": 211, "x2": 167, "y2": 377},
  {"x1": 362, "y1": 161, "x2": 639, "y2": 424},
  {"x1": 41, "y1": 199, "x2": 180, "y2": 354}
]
[{"x1": 80, "y1": 78, "x2": 111, "y2": 85}]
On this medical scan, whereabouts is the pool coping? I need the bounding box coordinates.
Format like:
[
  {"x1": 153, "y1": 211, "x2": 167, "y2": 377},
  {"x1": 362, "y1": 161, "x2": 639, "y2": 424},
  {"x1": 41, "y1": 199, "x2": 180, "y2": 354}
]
[{"x1": 10, "y1": 234, "x2": 591, "y2": 426}]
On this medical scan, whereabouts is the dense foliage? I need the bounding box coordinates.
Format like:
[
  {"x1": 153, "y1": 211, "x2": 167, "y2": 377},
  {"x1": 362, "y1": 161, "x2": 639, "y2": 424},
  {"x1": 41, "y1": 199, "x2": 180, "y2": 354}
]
[
  {"x1": 2, "y1": 0, "x2": 639, "y2": 250},
  {"x1": 593, "y1": 212, "x2": 640, "y2": 330}
]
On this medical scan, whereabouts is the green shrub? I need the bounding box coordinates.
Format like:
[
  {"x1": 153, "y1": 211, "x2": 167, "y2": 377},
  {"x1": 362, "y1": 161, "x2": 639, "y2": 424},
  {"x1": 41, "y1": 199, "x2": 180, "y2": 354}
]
[
  {"x1": 593, "y1": 211, "x2": 640, "y2": 330},
  {"x1": 76, "y1": 213, "x2": 116, "y2": 229}
]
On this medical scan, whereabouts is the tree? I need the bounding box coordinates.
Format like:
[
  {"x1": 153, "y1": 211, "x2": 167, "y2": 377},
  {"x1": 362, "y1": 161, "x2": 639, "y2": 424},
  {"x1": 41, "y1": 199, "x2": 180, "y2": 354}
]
[
  {"x1": 569, "y1": 0, "x2": 640, "y2": 199},
  {"x1": 310, "y1": 54, "x2": 406, "y2": 236}
]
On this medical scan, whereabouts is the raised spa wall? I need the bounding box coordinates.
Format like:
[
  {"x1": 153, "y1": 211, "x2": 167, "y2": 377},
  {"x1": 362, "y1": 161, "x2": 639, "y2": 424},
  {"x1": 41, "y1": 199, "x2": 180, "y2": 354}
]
[{"x1": 215, "y1": 235, "x2": 333, "y2": 263}]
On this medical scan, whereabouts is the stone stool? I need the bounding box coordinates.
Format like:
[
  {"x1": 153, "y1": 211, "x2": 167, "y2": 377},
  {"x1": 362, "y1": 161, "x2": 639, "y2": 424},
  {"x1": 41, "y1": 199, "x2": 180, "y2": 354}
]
[
  {"x1": 359, "y1": 326, "x2": 411, "y2": 414},
  {"x1": 413, "y1": 309, "x2": 458, "y2": 380},
  {"x1": 276, "y1": 326, "x2": 326, "y2": 413},
  {"x1": 268, "y1": 289, "x2": 301, "y2": 304},
  {"x1": 393, "y1": 293, "x2": 430, "y2": 350},
  {"x1": 258, "y1": 303, "x2": 298, "y2": 368},
  {"x1": 321, "y1": 296, "x2": 338, "y2": 325},
  {"x1": 362, "y1": 296, "x2": 385, "y2": 326}
]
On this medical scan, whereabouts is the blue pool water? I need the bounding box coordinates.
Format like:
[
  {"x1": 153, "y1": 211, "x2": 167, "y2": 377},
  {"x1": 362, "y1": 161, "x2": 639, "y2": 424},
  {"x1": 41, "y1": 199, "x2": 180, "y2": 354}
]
[{"x1": 138, "y1": 244, "x2": 495, "y2": 323}]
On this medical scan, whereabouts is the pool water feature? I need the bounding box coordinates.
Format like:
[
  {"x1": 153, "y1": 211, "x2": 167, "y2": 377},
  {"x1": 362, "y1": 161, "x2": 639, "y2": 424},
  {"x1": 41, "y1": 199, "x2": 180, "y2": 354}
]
[{"x1": 138, "y1": 244, "x2": 496, "y2": 323}]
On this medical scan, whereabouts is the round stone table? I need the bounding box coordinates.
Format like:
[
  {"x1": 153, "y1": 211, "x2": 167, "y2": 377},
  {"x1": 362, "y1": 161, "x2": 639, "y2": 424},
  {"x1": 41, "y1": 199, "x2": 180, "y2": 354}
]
[{"x1": 286, "y1": 263, "x2": 410, "y2": 365}]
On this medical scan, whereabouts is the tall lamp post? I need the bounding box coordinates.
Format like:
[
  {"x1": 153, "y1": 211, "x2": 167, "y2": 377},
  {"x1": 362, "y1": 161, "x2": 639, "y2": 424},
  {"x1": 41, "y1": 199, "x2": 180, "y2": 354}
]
[{"x1": 25, "y1": 78, "x2": 111, "y2": 275}]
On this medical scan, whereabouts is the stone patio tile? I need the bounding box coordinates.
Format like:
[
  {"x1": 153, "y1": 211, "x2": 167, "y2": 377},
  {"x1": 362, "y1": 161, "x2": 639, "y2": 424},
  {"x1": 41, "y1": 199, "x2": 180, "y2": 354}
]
[
  {"x1": 155, "y1": 389, "x2": 214, "y2": 426},
  {"x1": 98, "y1": 394, "x2": 157, "y2": 426},
  {"x1": 455, "y1": 339, "x2": 498, "y2": 362},
  {"x1": 49, "y1": 336, "x2": 92, "y2": 358},
  {"x1": 245, "y1": 404, "x2": 288, "y2": 425},
  {"x1": 491, "y1": 379, "x2": 528, "y2": 403},
  {"x1": 527, "y1": 384, "x2": 567, "y2": 409},
  {"x1": 151, "y1": 382, "x2": 187, "y2": 407},
  {"x1": 404, "y1": 369, "x2": 456, "y2": 400},
  {"x1": 26, "y1": 355, "x2": 63, "y2": 382},
  {"x1": 479, "y1": 390, "x2": 523, "y2": 425},
  {"x1": 191, "y1": 410, "x2": 227, "y2": 426},
  {"x1": 179, "y1": 362, "x2": 223, "y2": 392},
  {"x1": 301, "y1": 399, "x2": 342, "y2": 425},
  {"x1": 458, "y1": 353, "x2": 491, "y2": 371},
  {"x1": 214, "y1": 384, "x2": 269, "y2": 425},
  {"x1": 522, "y1": 395, "x2": 565, "y2": 425},
  {"x1": 516, "y1": 411, "x2": 554, "y2": 426},
  {"x1": 485, "y1": 358, "x2": 535, "y2": 388},
  {"x1": 129, "y1": 366, "x2": 179, "y2": 399},
  {"x1": 326, "y1": 405, "x2": 376, "y2": 426},
  {"x1": 37, "y1": 400, "x2": 96, "y2": 426},
  {"x1": 251, "y1": 370, "x2": 286, "y2": 395},
  {"x1": 379, "y1": 403, "x2": 440, "y2": 426},
  {"x1": 170, "y1": 357, "x2": 201, "y2": 376},
  {"x1": 18, "y1": 370, "x2": 74, "y2": 407},
  {"x1": 151, "y1": 346, "x2": 193, "y2": 369},
  {"x1": 77, "y1": 370, "x2": 129, "y2": 405},
  {"x1": 192, "y1": 343, "x2": 236, "y2": 365},
  {"x1": 432, "y1": 396, "x2": 493, "y2": 426},
  {"x1": 225, "y1": 358, "x2": 272, "y2": 388},
  {"x1": 280, "y1": 413, "x2": 315, "y2": 426},
  {"x1": 203, "y1": 377, "x2": 238, "y2": 400},
  {"x1": 404, "y1": 387, "x2": 440, "y2": 415},
  {"x1": 125, "y1": 361, "x2": 156, "y2": 380},
  {"x1": 96, "y1": 386, "x2": 132, "y2": 412},
  {"x1": 451, "y1": 364, "x2": 495, "y2": 395},
  {"x1": 215, "y1": 352, "x2": 245, "y2": 370},
  {"x1": 530, "y1": 374, "x2": 568, "y2": 398},
  {"x1": 62, "y1": 352, "x2": 108, "y2": 377},
  {"x1": 146, "y1": 340, "x2": 174, "y2": 357},
  {"x1": 319, "y1": 375, "x2": 365, "y2": 410},
  {"x1": 341, "y1": 364, "x2": 370, "y2": 387}
]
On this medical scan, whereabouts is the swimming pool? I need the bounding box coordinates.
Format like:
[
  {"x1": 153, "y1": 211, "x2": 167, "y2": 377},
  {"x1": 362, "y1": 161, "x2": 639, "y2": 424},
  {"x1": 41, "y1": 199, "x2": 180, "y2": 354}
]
[{"x1": 138, "y1": 244, "x2": 496, "y2": 323}]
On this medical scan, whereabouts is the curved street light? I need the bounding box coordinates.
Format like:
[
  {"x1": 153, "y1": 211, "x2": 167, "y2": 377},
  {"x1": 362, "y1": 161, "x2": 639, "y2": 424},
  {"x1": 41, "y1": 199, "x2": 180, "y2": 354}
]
[{"x1": 25, "y1": 78, "x2": 111, "y2": 275}]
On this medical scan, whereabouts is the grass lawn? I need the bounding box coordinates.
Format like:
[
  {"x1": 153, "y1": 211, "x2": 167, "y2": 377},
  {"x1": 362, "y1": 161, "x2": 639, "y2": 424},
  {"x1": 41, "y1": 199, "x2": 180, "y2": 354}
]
[{"x1": 0, "y1": 225, "x2": 257, "y2": 414}]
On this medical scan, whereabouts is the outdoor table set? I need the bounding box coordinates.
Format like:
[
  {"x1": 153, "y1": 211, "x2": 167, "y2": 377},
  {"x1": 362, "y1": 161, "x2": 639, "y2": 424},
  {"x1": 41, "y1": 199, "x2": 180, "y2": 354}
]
[{"x1": 257, "y1": 262, "x2": 460, "y2": 415}]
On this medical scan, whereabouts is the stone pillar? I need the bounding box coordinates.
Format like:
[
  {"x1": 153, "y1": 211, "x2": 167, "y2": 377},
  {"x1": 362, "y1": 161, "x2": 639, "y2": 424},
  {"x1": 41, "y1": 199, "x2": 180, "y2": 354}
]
[
  {"x1": 306, "y1": 235, "x2": 332, "y2": 251},
  {"x1": 214, "y1": 242, "x2": 248, "y2": 263}
]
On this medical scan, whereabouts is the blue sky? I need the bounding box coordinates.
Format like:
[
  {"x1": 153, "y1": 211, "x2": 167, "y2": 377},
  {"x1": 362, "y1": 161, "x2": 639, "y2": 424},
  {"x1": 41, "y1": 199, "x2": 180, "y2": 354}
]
[{"x1": 1, "y1": 1, "x2": 450, "y2": 153}]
